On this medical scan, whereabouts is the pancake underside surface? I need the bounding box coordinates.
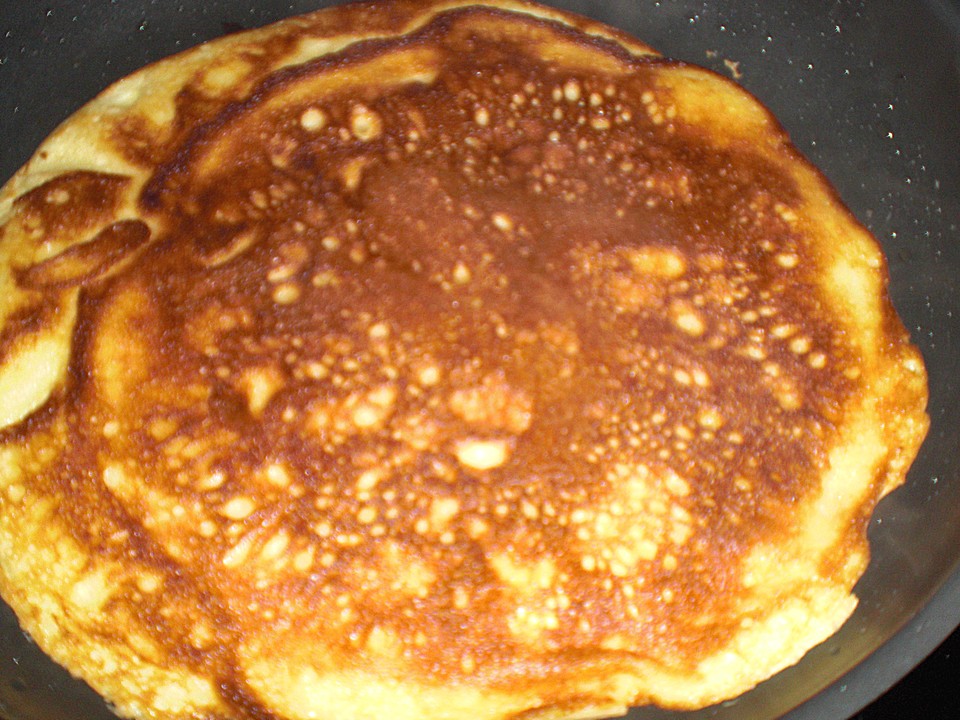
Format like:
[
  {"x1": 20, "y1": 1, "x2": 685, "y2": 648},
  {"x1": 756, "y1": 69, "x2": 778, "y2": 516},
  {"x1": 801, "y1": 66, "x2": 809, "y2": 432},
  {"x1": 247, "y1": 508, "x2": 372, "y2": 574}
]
[{"x1": 0, "y1": 2, "x2": 929, "y2": 720}]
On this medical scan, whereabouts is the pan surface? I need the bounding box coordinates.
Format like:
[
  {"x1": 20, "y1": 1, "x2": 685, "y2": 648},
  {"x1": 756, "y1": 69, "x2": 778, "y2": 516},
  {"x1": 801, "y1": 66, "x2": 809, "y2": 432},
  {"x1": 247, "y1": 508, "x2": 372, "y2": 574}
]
[{"x1": 1, "y1": 1, "x2": 958, "y2": 719}]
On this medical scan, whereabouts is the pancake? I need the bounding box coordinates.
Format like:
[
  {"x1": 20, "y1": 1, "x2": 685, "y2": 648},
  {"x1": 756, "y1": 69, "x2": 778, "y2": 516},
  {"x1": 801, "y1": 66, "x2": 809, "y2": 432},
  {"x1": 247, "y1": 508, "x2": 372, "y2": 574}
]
[{"x1": 0, "y1": 1, "x2": 929, "y2": 719}]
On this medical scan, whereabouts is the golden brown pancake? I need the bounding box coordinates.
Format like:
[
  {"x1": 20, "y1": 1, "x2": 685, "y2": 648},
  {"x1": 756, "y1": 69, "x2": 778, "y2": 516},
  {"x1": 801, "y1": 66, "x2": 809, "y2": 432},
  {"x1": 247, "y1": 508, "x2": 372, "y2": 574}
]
[{"x1": 0, "y1": 1, "x2": 929, "y2": 719}]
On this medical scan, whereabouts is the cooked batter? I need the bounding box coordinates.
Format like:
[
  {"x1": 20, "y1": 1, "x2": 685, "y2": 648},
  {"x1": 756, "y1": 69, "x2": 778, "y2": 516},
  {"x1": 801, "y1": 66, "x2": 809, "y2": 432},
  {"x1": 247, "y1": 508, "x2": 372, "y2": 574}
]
[{"x1": 0, "y1": 2, "x2": 928, "y2": 719}]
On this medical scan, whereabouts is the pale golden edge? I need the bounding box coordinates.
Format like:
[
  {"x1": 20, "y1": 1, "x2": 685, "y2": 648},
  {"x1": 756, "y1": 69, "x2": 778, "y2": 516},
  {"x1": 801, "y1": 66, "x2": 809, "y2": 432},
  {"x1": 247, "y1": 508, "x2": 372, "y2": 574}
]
[{"x1": 0, "y1": 444, "x2": 229, "y2": 720}]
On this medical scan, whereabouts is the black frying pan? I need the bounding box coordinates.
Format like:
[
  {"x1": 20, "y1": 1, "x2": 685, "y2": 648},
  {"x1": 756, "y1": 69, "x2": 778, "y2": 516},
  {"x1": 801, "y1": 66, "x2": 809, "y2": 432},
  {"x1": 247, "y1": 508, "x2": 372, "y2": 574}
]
[{"x1": 1, "y1": 1, "x2": 959, "y2": 719}]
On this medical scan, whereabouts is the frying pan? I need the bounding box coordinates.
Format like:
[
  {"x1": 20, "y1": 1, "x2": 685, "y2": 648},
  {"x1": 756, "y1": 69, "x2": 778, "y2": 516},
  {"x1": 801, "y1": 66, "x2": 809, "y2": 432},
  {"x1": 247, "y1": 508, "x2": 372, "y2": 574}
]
[{"x1": 1, "y1": 1, "x2": 958, "y2": 718}]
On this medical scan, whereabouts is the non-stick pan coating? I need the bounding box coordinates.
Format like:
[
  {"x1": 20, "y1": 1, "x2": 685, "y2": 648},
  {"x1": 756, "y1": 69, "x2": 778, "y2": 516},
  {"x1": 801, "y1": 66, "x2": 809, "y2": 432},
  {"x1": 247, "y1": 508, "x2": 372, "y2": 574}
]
[{"x1": 1, "y1": 2, "x2": 958, "y2": 719}]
